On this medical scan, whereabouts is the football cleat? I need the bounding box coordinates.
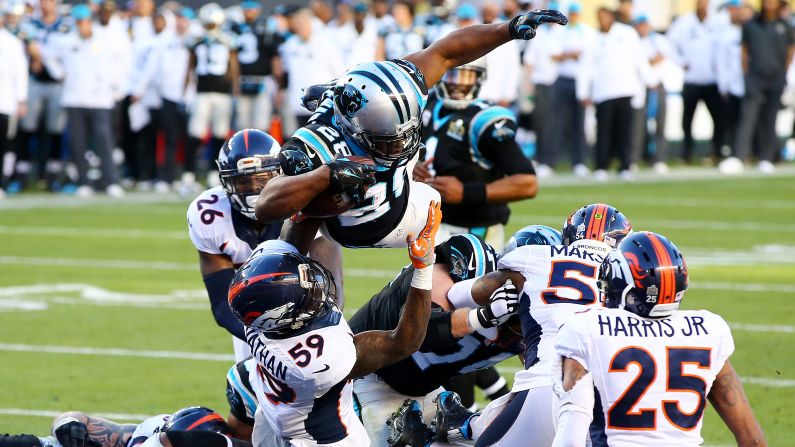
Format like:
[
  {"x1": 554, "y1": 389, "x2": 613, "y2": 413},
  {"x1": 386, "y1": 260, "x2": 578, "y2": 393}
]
[
  {"x1": 386, "y1": 399, "x2": 433, "y2": 447},
  {"x1": 433, "y1": 391, "x2": 475, "y2": 442}
]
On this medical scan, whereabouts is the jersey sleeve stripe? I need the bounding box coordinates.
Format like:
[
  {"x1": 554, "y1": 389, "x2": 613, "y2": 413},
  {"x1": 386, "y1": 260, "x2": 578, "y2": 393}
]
[
  {"x1": 294, "y1": 128, "x2": 334, "y2": 162},
  {"x1": 228, "y1": 367, "x2": 259, "y2": 416},
  {"x1": 468, "y1": 108, "x2": 514, "y2": 169}
]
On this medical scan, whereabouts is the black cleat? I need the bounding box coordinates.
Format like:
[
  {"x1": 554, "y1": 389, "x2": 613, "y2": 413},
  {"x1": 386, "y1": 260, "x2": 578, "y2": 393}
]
[
  {"x1": 386, "y1": 399, "x2": 433, "y2": 447},
  {"x1": 433, "y1": 391, "x2": 475, "y2": 442},
  {"x1": 0, "y1": 434, "x2": 46, "y2": 447}
]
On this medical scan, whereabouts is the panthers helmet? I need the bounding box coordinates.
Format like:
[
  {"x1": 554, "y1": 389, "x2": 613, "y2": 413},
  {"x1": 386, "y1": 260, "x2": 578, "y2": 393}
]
[
  {"x1": 333, "y1": 61, "x2": 425, "y2": 167},
  {"x1": 162, "y1": 406, "x2": 230, "y2": 434},
  {"x1": 437, "y1": 57, "x2": 487, "y2": 110},
  {"x1": 228, "y1": 251, "x2": 336, "y2": 335},
  {"x1": 599, "y1": 231, "x2": 688, "y2": 318},
  {"x1": 562, "y1": 203, "x2": 632, "y2": 248},
  {"x1": 499, "y1": 224, "x2": 562, "y2": 259},
  {"x1": 217, "y1": 129, "x2": 281, "y2": 219},
  {"x1": 198, "y1": 2, "x2": 225, "y2": 26},
  {"x1": 434, "y1": 234, "x2": 497, "y2": 282}
]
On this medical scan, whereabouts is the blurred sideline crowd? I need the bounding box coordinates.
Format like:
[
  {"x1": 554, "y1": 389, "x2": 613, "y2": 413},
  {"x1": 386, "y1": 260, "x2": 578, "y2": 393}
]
[{"x1": 0, "y1": 0, "x2": 794, "y2": 199}]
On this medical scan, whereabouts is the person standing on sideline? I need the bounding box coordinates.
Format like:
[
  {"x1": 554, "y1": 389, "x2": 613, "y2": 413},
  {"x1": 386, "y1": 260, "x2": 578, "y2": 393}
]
[
  {"x1": 577, "y1": 7, "x2": 654, "y2": 182},
  {"x1": 722, "y1": 0, "x2": 794, "y2": 174},
  {"x1": 0, "y1": 11, "x2": 28, "y2": 199},
  {"x1": 524, "y1": 21, "x2": 559, "y2": 177},
  {"x1": 668, "y1": 0, "x2": 724, "y2": 165},
  {"x1": 45, "y1": 5, "x2": 124, "y2": 197}
]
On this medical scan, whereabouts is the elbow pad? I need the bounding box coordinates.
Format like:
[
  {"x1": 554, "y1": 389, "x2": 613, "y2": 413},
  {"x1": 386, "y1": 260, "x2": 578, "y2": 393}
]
[{"x1": 203, "y1": 268, "x2": 246, "y2": 341}]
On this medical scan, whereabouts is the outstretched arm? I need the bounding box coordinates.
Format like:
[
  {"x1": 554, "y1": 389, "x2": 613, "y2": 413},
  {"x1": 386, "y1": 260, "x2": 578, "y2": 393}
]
[
  {"x1": 708, "y1": 360, "x2": 767, "y2": 447},
  {"x1": 346, "y1": 202, "x2": 442, "y2": 380},
  {"x1": 405, "y1": 10, "x2": 567, "y2": 87},
  {"x1": 52, "y1": 411, "x2": 136, "y2": 447}
]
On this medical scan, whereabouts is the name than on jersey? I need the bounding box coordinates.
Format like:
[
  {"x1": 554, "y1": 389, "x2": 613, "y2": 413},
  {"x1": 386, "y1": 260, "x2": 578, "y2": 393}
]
[
  {"x1": 598, "y1": 314, "x2": 709, "y2": 338},
  {"x1": 247, "y1": 331, "x2": 288, "y2": 381},
  {"x1": 550, "y1": 245, "x2": 605, "y2": 263}
]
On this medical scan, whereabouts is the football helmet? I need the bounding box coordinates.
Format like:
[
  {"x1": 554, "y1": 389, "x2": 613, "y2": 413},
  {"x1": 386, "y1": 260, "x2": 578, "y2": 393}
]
[
  {"x1": 217, "y1": 129, "x2": 281, "y2": 219},
  {"x1": 333, "y1": 61, "x2": 425, "y2": 167},
  {"x1": 198, "y1": 2, "x2": 225, "y2": 26},
  {"x1": 499, "y1": 224, "x2": 562, "y2": 259},
  {"x1": 437, "y1": 58, "x2": 487, "y2": 110},
  {"x1": 228, "y1": 251, "x2": 336, "y2": 335},
  {"x1": 434, "y1": 234, "x2": 497, "y2": 282},
  {"x1": 599, "y1": 231, "x2": 688, "y2": 318},
  {"x1": 162, "y1": 406, "x2": 230, "y2": 434},
  {"x1": 562, "y1": 203, "x2": 632, "y2": 248}
]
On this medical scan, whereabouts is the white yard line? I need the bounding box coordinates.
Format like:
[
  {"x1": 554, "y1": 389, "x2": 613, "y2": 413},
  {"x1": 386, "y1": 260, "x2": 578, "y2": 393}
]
[
  {"x1": 0, "y1": 408, "x2": 151, "y2": 421},
  {"x1": 0, "y1": 225, "x2": 185, "y2": 240}
]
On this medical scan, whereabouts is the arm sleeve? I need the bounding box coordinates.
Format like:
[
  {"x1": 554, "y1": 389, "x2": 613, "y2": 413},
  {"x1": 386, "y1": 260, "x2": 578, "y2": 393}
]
[
  {"x1": 225, "y1": 360, "x2": 258, "y2": 425},
  {"x1": 204, "y1": 268, "x2": 247, "y2": 341}
]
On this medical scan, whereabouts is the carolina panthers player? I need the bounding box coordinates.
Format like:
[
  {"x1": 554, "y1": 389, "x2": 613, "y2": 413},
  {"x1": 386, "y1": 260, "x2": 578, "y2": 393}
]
[
  {"x1": 426, "y1": 204, "x2": 633, "y2": 447},
  {"x1": 254, "y1": 9, "x2": 567, "y2": 251},
  {"x1": 552, "y1": 232, "x2": 766, "y2": 447},
  {"x1": 187, "y1": 129, "x2": 342, "y2": 361},
  {"x1": 349, "y1": 234, "x2": 523, "y2": 447},
  {"x1": 229, "y1": 201, "x2": 442, "y2": 446},
  {"x1": 415, "y1": 58, "x2": 537, "y2": 248},
  {"x1": 0, "y1": 406, "x2": 230, "y2": 447}
]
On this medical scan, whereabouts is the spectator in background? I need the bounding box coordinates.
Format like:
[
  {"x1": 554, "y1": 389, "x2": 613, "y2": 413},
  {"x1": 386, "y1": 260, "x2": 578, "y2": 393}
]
[
  {"x1": 550, "y1": 2, "x2": 593, "y2": 176},
  {"x1": 635, "y1": 14, "x2": 674, "y2": 174},
  {"x1": 310, "y1": 0, "x2": 334, "y2": 30},
  {"x1": 279, "y1": 8, "x2": 344, "y2": 132},
  {"x1": 668, "y1": 0, "x2": 724, "y2": 164},
  {"x1": 723, "y1": 0, "x2": 794, "y2": 174},
  {"x1": 185, "y1": 3, "x2": 239, "y2": 190},
  {"x1": 371, "y1": 0, "x2": 395, "y2": 33},
  {"x1": 380, "y1": 0, "x2": 423, "y2": 61},
  {"x1": 0, "y1": 10, "x2": 28, "y2": 199},
  {"x1": 478, "y1": 1, "x2": 521, "y2": 108},
  {"x1": 616, "y1": 0, "x2": 634, "y2": 24},
  {"x1": 231, "y1": 0, "x2": 283, "y2": 131},
  {"x1": 46, "y1": 5, "x2": 123, "y2": 197},
  {"x1": 577, "y1": 7, "x2": 654, "y2": 181},
  {"x1": 337, "y1": 2, "x2": 379, "y2": 67},
  {"x1": 716, "y1": 0, "x2": 750, "y2": 166}
]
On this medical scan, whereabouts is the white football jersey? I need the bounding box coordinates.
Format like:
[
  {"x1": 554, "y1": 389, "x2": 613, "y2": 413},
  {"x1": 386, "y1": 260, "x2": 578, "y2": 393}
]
[
  {"x1": 557, "y1": 308, "x2": 734, "y2": 446},
  {"x1": 188, "y1": 186, "x2": 281, "y2": 267},
  {"x1": 127, "y1": 414, "x2": 170, "y2": 447},
  {"x1": 246, "y1": 310, "x2": 368, "y2": 445},
  {"x1": 497, "y1": 242, "x2": 609, "y2": 390}
]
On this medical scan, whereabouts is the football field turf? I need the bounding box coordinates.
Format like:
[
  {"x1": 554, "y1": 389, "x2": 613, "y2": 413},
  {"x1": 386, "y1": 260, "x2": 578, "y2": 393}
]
[{"x1": 0, "y1": 167, "x2": 793, "y2": 445}]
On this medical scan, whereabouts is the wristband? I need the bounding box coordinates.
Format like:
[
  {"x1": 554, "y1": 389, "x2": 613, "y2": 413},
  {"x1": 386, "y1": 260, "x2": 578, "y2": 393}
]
[
  {"x1": 411, "y1": 266, "x2": 433, "y2": 290},
  {"x1": 52, "y1": 416, "x2": 80, "y2": 436},
  {"x1": 462, "y1": 182, "x2": 487, "y2": 205},
  {"x1": 468, "y1": 308, "x2": 485, "y2": 332}
]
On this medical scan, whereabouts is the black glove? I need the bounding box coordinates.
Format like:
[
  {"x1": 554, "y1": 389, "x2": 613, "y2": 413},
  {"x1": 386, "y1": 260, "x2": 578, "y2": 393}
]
[
  {"x1": 326, "y1": 155, "x2": 377, "y2": 206},
  {"x1": 53, "y1": 418, "x2": 101, "y2": 447},
  {"x1": 472, "y1": 279, "x2": 520, "y2": 329},
  {"x1": 508, "y1": 9, "x2": 568, "y2": 40},
  {"x1": 301, "y1": 82, "x2": 335, "y2": 112},
  {"x1": 279, "y1": 149, "x2": 314, "y2": 176}
]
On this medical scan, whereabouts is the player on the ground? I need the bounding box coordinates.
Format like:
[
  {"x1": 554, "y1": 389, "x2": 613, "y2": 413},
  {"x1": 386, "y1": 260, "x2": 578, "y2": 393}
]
[
  {"x1": 0, "y1": 406, "x2": 230, "y2": 447},
  {"x1": 552, "y1": 231, "x2": 766, "y2": 447},
  {"x1": 415, "y1": 58, "x2": 537, "y2": 248},
  {"x1": 254, "y1": 9, "x2": 567, "y2": 251},
  {"x1": 228, "y1": 201, "x2": 442, "y2": 446},
  {"x1": 187, "y1": 129, "x2": 342, "y2": 360},
  {"x1": 349, "y1": 234, "x2": 524, "y2": 447},
  {"x1": 416, "y1": 204, "x2": 633, "y2": 446}
]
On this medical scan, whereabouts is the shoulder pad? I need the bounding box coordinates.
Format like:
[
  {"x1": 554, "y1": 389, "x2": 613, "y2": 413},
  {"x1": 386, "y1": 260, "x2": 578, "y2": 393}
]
[
  {"x1": 290, "y1": 125, "x2": 338, "y2": 164},
  {"x1": 470, "y1": 106, "x2": 517, "y2": 144}
]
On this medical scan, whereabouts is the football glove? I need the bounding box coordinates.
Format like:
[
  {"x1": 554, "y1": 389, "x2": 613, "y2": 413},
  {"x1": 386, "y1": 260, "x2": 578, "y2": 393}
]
[
  {"x1": 472, "y1": 279, "x2": 519, "y2": 328},
  {"x1": 301, "y1": 82, "x2": 335, "y2": 112},
  {"x1": 508, "y1": 9, "x2": 568, "y2": 40},
  {"x1": 407, "y1": 201, "x2": 443, "y2": 269},
  {"x1": 326, "y1": 155, "x2": 378, "y2": 206},
  {"x1": 53, "y1": 417, "x2": 101, "y2": 447}
]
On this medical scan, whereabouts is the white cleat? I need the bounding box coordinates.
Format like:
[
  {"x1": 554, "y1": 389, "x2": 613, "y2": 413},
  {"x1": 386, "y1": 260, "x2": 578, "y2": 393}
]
[
  {"x1": 594, "y1": 169, "x2": 609, "y2": 182},
  {"x1": 573, "y1": 163, "x2": 590, "y2": 177},
  {"x1": 757, "y1": 160, "x2": 775, "y2": 174},
  {"x1": 106, "y1": 184, "x2": 125, "y2": 198},
  {"x1": 619, "y1": 170, "x2": 634, "y2": 182},
  {"x1": 652, "y1": 162, "x2": 669, "y2": 175},
  {"x1": 75, "y1": 185, "x2": 94, "y2": 198},
  {"x1": 535, "y1": 164, "x2": 554, "y2": 178},
  {"x1": 718, "y1": 156, "x2": 744, "y2": 175}
]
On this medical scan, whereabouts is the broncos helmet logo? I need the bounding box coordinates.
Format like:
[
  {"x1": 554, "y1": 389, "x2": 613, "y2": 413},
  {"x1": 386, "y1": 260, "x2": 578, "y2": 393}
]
[{"x1": 336, "y1": 84, "x2": 368, "y2": 118}]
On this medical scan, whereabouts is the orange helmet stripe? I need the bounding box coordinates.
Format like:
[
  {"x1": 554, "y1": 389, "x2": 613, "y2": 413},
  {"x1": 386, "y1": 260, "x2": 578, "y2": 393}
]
[
  {"x1": 185, "y1": 413, "x2": 225, "y2": 431},
  {"x1": 228, "y1": 272, "x2": 292, "y2": 304},
  {"x1": 647, "y1": 233, "x2": 675, "y2": 304}
]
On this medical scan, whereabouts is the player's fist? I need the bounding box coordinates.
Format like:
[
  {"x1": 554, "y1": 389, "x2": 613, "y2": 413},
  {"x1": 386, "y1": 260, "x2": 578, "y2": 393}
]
[
  {"x1": 326, "y1": 155, "x2": 378, "y2": 206},
  {"x1": 53, "y1": 417, "x2": 100, "y2": 447},
  {"x1": 508, "y1": 9, "x2": 568, "y2": 40},
  {"x1": 475, "y1": 279, "x2": 519, "y2": 328},
  {"x1": 407, "y1": 201, "x2": 442, "y2": 269}
]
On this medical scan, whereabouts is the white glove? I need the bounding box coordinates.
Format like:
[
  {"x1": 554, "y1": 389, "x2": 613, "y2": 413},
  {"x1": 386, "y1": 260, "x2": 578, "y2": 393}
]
[{"x1": 469, "y1": 279, "x2": 519, "y2": 331}]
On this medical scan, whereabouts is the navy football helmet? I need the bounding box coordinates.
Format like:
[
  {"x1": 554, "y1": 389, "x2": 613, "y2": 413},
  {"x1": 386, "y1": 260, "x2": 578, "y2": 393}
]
[
  {"x1": 162, "y1": 406, "x2": 230, "y2": 434},
  {"x1": 434, "y1": 234, "x2": 497, "y2": 282},
  {"x1": 217, "y1": 129, "x2": 281, "y2": 219},
  {"x1": 499, "y1": 224, "x2": 563, "y2": 259},
  {"x1": 599, "y1": 231, "x2": 688, "y2": 318},
  {"x1": 562, "y1": 203, "x2": 632, "y2": 248},
  {"x1": 228, "y1": 251, "x2": 336, "y2": 335}
]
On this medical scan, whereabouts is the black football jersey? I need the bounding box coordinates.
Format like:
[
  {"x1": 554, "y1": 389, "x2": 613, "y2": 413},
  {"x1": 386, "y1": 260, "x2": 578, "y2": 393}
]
[
  {"x1": 229, "y1": 20, "x2": 282, "y2": 94},
  {"x1": 420, "y1": 91, "x2": 533, "y2": 228},
  {"x1": 279, "y1": 59, "x2": 428, "y2": 247},
  {"x1": 191, "y1": 33, "x2": 237, "y2": 94}
]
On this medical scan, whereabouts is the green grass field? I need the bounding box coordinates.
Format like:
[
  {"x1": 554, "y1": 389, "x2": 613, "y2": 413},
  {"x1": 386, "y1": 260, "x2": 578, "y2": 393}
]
[{"x1": 0, "y1": 168, "x2": 793, "y2": 445}]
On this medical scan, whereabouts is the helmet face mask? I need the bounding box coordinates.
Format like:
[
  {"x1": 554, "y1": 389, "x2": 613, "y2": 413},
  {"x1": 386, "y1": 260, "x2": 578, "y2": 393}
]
[
  {"x1": 438, "y1": 65, "x2": 487, "y2": 109},
  {"x1": 356, "y1": 119, "x2": 421, "y2": 166},
  {"x1": 217, "y1": 130, "x2": 281, "y2": 219}
]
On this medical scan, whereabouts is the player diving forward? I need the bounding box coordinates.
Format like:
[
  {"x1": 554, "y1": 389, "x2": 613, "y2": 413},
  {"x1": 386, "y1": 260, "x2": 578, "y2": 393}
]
[
  {"x1": 227, "y1": 202, "x2": 442, "y2": 446},
  {"x1": 187, "y1": 129, "x2": 342, "y2": 360},
  {"x1": 552, "y1": 231, "x2": 767, "y2": 447},
  {"x1": 254, "y1": 10, "x2": 567, "y2": 251}
]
